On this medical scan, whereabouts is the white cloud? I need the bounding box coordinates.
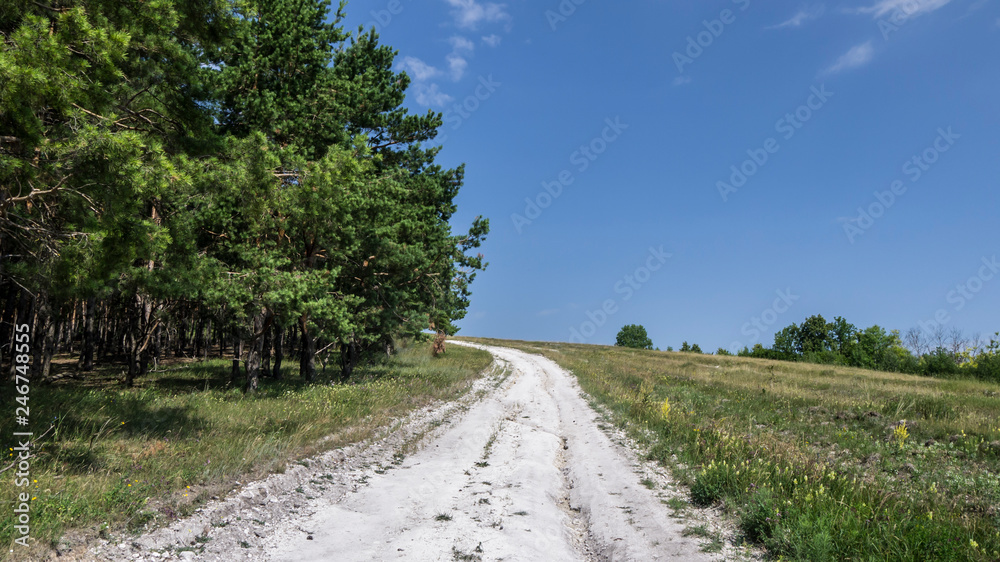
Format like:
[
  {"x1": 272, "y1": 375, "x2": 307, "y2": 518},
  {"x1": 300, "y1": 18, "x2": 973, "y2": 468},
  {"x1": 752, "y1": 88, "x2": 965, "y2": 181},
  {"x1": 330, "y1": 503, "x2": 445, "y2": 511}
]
[
  {"x1": 824, "y1": 41, "x2": 874, "y2": 74},
  {"x1": 413, "y1": 83, "x2": 453, "y2": 107},
  {"x1": 854, "y1": 0, "x2": 953, "y2": 18},
  {"x1": 536, "y1": 308, "x2": 560, "y2": 317},
  {"x1": 768, "y1": 5, "x2": 825, "y2": 29},
  {"x1": 396, "y1": 56, "x2": 454, "y2": 106},
  {"x1": 397, "y1": 56, "x2": 440, "y2": 81},
  {"x1": 445, "y1": 0, "x2": 511, "y2": 30},
  {"x1": 446, "y1": 54, "x2": 468, "y2": 81},
  {"x1": 450, "y1": 36, "x2": 475, "y2": 53},
  {"x1": 481, "y1": 34, "x2": 502, "y2": 47},
  {"x1": 672, "y1": 76, "x2": 692, "y2": 86},
  {"x1": 445, "y1": 36, "x2": 475, "y2": 81}
]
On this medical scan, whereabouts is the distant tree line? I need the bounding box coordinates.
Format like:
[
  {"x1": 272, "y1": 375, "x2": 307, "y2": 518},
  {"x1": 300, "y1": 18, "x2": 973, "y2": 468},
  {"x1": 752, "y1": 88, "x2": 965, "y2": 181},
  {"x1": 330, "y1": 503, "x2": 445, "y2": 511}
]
[
  {"x1": 729, "y1": 315, "x2": 1000, "y2": 383},
  {"x1": 616, "y1": 318, "x2": 999, "y2": 382},
  {"x1": 680, "y1": 341, "x2": 702, "y2": 354},
  {"x1": 0, "y1": 0, "x2": 488, "y2": 390}
]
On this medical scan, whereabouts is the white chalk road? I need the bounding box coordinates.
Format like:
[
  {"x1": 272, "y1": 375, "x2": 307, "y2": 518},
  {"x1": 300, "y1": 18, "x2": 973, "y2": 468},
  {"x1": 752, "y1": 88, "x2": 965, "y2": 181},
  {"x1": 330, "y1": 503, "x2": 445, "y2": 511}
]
[{"x1": 90, "y1": 343, "x2": 744, "y2": 562}]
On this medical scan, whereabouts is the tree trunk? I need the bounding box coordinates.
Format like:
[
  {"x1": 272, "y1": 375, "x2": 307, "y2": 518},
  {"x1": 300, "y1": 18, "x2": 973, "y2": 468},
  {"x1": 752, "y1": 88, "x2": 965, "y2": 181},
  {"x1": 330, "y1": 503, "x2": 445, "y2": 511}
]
[
  {"x1": 125, "y1": 328, "x2": 139, "y2": 387},
  {"x1": 218, "y1": 319, "x2": 227, "y2": 358},
  {"x1": 125, "y1": 294, "x2": 155, "y2": 387},
  {"x1": 339, "y1": 339, "x2": 360, "y2": 383},
  {"x1": 0, "y1": 284, "x2": 17, "y2": 378},
  {"x1": 202, "y1": 318, "x2": 211, "y2": 360},
  {"x1": 231, "y1": 334, "x2": 242, "y2": 386},
  {"x1": 79, "y1": 295, "x2": 96, "y2": 371},
  {"x1": 244, "y1": 311, "x2": 265, "y2": 393},
  {"x1": 9, "y1": 291, "x2": 31, "y2": 380},
  {"x1": 56, "y1": 306, "x2": 69, "y2": 354},
  {"x1": 432, "y1": 331, "x2": 447, "y2": 356},
  {"x1": 272, "y1": 325, "x2": 284, "y2": 380},
  {"x1": 152, "y1": 323, "x2": 162, "y2": 371},
  {"x1": 177, "y1": 314, "x2": 189, "y2": 357},
  {"x1": 33, "y1": 297, "x2": 56, "y2": 379},
  {"x1": 65, "y1": 301, "x2": 78, "y2": 354},
  {"x1": 96, "y1": 300, "x2": 107, "y2": 361},
  {"x1": 262, "y1": 312, "x2": 272, "y2": 376},
  {"x1": 299, "y1": 315, "x2": 316, "y2": 382},
  {"x1": 194, "y1": 313, "x2": 206, "y2": 359}
]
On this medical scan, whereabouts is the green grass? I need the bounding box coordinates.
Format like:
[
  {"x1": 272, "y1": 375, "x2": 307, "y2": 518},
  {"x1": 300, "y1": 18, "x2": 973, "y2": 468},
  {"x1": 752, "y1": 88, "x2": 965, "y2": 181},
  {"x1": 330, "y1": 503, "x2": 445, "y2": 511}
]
[
  {"x1": 0, "y1": 342, "x2": 492, "y2": 561},
  {"x1": 664, "y1": 496, "x2": 689, "y2": 515},
  {"x1": 463, "y1": 337, "x2": 1000, "y2": 562},
  {"x1": 682, "y1": 522, "x2": 724, "y2": 551}
]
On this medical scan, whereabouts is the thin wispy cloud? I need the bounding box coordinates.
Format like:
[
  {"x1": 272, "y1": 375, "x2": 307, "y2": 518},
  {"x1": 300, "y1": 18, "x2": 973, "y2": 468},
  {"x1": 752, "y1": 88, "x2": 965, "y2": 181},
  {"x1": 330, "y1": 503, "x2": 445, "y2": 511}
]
[
  {"x1": 824, "y1": 41, "x2": 874, "y2": 74},
  {"x1": 413, "y1": 83, "x2": 453, "y2": 107},
  {"x1": 446, "y1": 55, "x2": 468, "y2": 81},
  {"x1": 446, "y1": 36, "x2": 475, "y2": 81},
  {"x1": 445, "y1": 0, "x2": 511, "y2": 30},
  {"x1": 397, "y1": 56, "x2": 440, "y2": 81},
  {"x1": 768, "y1": 5, "x2": 825, "y2": 29},
  {"x1": 672, "y1": 75, "x2": 692, "y2": 86},
  {"x1": 853, "y1": 0, "x2": 953, "y2": 18},
  {"x1": 536, "y1": 308, "x2": 560, "y2": 317},
  {"x1": 397, "y1": 35, "x2": 479, "y2": 107},
  {"x1": 481, "y1": 34, "x2": 502, "y2": 47},
  {"x1": 396, "y1": 57, "x2": 452, "y2": 107},
  {"x1": 450, "y1": 36, "x2": 475, "y2": 52}
]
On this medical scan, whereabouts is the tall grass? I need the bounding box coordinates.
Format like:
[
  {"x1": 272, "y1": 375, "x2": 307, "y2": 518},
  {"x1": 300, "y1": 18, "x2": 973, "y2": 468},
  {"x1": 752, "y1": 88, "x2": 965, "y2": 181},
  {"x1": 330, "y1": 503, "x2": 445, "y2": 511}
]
[
  {"x1": 466, "y1": 338, "x2": 1000, "y2": 561},
  {"x1": 0, "y1": 342, "x2": 492, "y2": 560}
]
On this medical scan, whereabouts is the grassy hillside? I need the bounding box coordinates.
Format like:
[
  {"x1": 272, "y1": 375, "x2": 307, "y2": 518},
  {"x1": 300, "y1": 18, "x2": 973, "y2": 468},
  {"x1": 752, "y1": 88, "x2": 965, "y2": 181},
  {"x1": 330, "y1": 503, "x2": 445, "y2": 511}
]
[
  {"x1": 464, "y1": 337, "x2": 1000, "y2": 561},
  {"x1": 0, "y1": 342, "x2": 492, "y2": 561}
]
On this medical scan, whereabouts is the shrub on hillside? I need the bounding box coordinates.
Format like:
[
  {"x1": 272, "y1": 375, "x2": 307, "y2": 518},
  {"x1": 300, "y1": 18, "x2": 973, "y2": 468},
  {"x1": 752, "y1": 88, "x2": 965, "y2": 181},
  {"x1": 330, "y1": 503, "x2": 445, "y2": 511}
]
[
  {"x1": 615, "y1": 324, "x2": 654, "y2": 350},
  {"x1": 972, "y1": 335, "x2": 1000, "y2": 382},
  {"x1": 920, "y1": 348, "x2": 961, "y2": 377}
]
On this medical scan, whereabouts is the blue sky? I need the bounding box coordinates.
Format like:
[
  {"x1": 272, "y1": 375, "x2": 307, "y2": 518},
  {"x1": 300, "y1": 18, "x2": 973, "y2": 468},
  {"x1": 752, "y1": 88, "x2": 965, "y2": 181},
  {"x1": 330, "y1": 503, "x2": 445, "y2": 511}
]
[{"x1": 343, "y1": 0, "x2": 1000, "y2": 352}]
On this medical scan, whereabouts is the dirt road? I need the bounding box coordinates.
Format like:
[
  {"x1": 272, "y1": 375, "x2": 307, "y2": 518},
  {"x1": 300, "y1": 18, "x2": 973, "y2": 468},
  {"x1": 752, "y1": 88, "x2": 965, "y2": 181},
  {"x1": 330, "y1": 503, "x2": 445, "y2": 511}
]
[{"x1": 89, "y1": 343, "x2": 746, "y2": 561}]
